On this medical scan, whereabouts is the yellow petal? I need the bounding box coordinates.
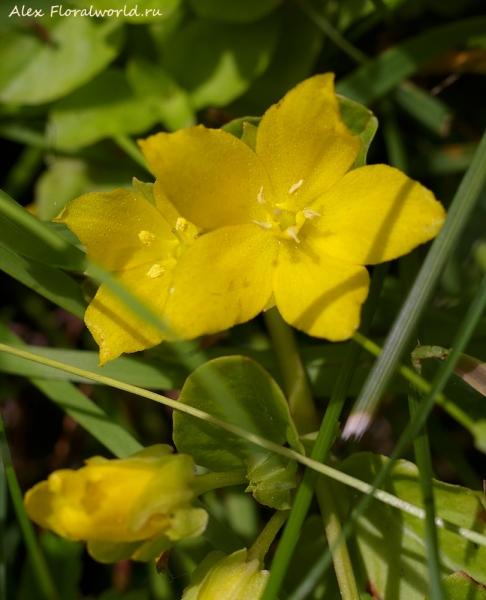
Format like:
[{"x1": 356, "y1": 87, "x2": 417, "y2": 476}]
[
  {"x1": 139, "y1": 126, "x2": 271, "y2": 229},
  {"x1": 85, "y1": 259, "x2": 175, "y2": 365},
  {"x1": 310, "y1": 164, "x2": 446, "y2": 265},
  {"x1": 274, "y1": 241, "x2": 370, "y2": 340},
  {"x1": 164, "y1": 225, "x2": 278, "y2": 338},
  {"x1": 255, "y1": 73, "x2": 361, "y2": 209},
  {"x1": 55, "y1": 189, "x2": 176, "y2": 271}
]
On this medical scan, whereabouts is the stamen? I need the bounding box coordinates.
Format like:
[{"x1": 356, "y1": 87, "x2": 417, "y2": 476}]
[
  {"x1": 286, "y1": 227, "x2": 300, "y2": 243},
  {"x1": 175, "y1": 217, "x2": 189, "y2": 232},
  {"x1": 288, "y1": 179, "x2": 303, "y2": 194},
  {"x1": 253, "y1": 220, "x2": 272, "y2": 229},
  {"x1": 138, "y1": 230, "x2": 155, "y2": 246},
  {"x1": 146, "y1": 264, "x2": 165, "y2": 278},
  {"x1": 303, "y1": 209, "x2": 321, "y2": 219},
  {"x1": 257, "y1": 186, "x2": 265, "y2": 204}
]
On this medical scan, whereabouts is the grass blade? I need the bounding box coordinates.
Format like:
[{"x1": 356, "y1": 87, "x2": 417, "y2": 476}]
[{"x1": 343, "y1": 125, "x2": 486, "y2": 439}]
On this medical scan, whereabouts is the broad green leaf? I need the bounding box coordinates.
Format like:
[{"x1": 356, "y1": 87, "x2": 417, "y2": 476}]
[
  {"x1": 426, "y1": 571, "x2": 486, "y2": 600},
  {"x1": 71, "y1": 0, "x2": 180, "y2": 22},
  {"x1": 173, "y1": 356, "x2": 301, "y2": 509},
  {"x1": 229, "y1": 3, "x2": 323, "y2": 115},
  {"x1": 336, "y1": 17, "x2": 486, "y2": 106},
  {"x1": 0, "y1": 18, "x2": 123, "y2": 105},
  {"x1": 0, "y1": 242, "x2": 87, "y2": 318},
  {"x1": 163, "y1": 17, "x2": 280, "y2": 109},
  {"x1": 332, "y1": 453, "x2": 486, "y2": 600},
  {"x1": 35, "y1": 158, "x2": 89, "y2": 220},
  {"x1": 0, "y1": 190, "x2": 85, "y2": 270},
  {"x1": 49, "y1": 68, "x2": 160, "y2": 149},
  {"x1": 126, "y1": 58, "x2": 195, "y2": 131},
  {"x1": 187, "y1": 0, "x2": 281, "y2": 23},
  {"x1": 337, "y1": 95, "x2": 378, "y2": 168}
]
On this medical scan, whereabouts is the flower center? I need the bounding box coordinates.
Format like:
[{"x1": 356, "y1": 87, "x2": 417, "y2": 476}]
[{"x1": 252, "y1": 181, "x2": 320, "y2": 243}]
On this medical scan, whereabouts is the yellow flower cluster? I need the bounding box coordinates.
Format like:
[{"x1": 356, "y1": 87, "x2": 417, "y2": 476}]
[
  {"x1": 24, "y1": 445, "x2": 207, "y2": 562},
  {"x1": 56, "y1": 74, "x2": 445, "y2": 364}
]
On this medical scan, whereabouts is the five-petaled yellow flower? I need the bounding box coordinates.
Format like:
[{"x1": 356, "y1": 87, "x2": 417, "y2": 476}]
[
  {"x1": 58, "y1": 73, "x2": 445, "y2": 363},
  {"x1": 140, "y1": 73, "x2": 445, "y2": 342},
  {"x1": 24, "y1": 445, "x2": 207, "y2": 563}
]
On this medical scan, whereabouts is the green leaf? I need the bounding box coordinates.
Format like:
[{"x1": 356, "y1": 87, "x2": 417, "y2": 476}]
[
  {"x1": 221, "y1": 116, "x2": 261, "y2": 139},
  {"x1": 126, "y1": 58, "x2": 195, "y2": 131},
  {"x1": 173, "y1": 356, "x2": 301, "y2": 509},
  {"x1": 49, "y1": 68, "x2": 160, "y2": 149},
  {"x1": 0, "y1": 190, "x2": 85, "y2": 270},
  {"x1": 336, "y1": 16, "x2": 486, "y2": 106},
  {"x1": 35, "y1": 158, "x2": 89, "y2": 221},
  {"x1": 163, "y1": 17, "x2": 280, "y2": 109},
  {"x1": 0, "y1": 18, "x2": 123, "y2": 105},
  {"x1": 0, "y1": 243, "x2": 87, "y2": 319},
  {"x1": 229, "y1": 3, "x2": 323, "y2": 115},
  {"x1": 70, "y1": 0, "x2": 180, "y2": 22},
  {"x1": 332, "y1": 453, "x2": 486, "y2": 600},
  {"x1": 426, "y1": 571, "x2": 486, "y2": 600},
  {"x1": 187, "y1": 0, "x2": 281, "y2": 23},
  {"x1": 337, "y1": 0, "x2": 406, "y2": 31},
  {"x1": 337, "y1": 95, "x2": 378, "y2": 168}
]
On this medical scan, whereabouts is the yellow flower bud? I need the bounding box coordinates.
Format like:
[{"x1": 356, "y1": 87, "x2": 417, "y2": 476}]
[
  {"x1": 24, "y1": 445, "x2": 208, "y2": 563},
  {"x1": 182, "y1": 549, "x2": 271, "y2": 600}
]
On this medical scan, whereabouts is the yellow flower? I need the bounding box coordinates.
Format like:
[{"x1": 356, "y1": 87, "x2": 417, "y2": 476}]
[
  {"x1": 54, "y1": 184, "x2": 198, "y2": 364},
  {"x1": 24, "y1": 445, "x2": 208, "y2": 563},
  {"x1": 140, "y1": 74, "x2": 445, "y2": 341},
  {"x1": 181, "y1": 549, "x2": 271, "y2": 600}
]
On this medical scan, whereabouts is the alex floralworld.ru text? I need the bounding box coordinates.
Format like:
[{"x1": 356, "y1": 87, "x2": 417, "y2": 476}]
[{"x1": 9, "y1": 5, "x2": 166, "y2": 18}]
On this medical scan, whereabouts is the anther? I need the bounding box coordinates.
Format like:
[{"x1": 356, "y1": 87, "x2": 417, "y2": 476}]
[
  {"x1": 303, "y1": 209, "x2": 321, "y2": 219},
  {"x1": 257, "y1": 186, "x2": 265, "y2": 204},
  {"x1": 138, "y1": 230, "x2": 155, "y2": 246},
  {"x1": 146, "y1": 264, "x2": 165, "y2": 278},
  {"x1": 175, "y1": 217, "x2": 189, "y2": 232},
  {"x1": 286, "y1": 227, "x2": 300, "y2": 243},
  {"x1": 253, "y1": 220, "x2": 272, "y2": 229},
  {"x1": 288, "y1": 179, "x2": 303, "y2": 194}
]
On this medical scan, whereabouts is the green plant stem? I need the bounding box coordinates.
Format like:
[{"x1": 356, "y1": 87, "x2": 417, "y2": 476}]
[
  {"x1": 344, "y1": 125, "x2": 486, "y2": 439},
  {"x1": 408, "y1": 381, "x2": 445, "y2": 600},
  {"x1": 298, "y1": 0, "x2": 369, "y2": 65},
  {"x1": 0, "y1": 415, "x2": 59, "y2": 600},
  {"x1": 316, "y1": 478, "x2": 360, "y2": 600},
  {"x1": 353, "y1": 331, "x2": 478, "y2": 432},
  {"x1": 248, "y1": 510, "x2": 290, "y2": 564},
  {"x1": 1, "y1": 343, "x2": 486, "y2": 549},
  {"x1": 192, "y1": 471, "x2": 248, "y2": 497},
  {"x1": 261, "y1": 264, "x2": 388, "y2": 600},
  {"x1": 263, "y1": 308, "x2": 318, "y2": 434}
]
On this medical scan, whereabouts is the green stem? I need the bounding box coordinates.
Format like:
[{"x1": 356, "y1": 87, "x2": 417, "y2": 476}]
[
  {"x1": 344, "y1": 125, "x2": 486, "y2": 439},
  {"x1": 0, "y1": 415, "x2": 59, "y2": 600},
  {"x1": 192, "y1": 471, "x2": 248, "y2": 497},
  {"x1": 263, "y1": 307, "x2": 318, "y2": 434},
  {"x1": 247, "y1": 510, "x2": 290, "y2": 564},
  {"x1": 408, "y1": 381, "x2": 445, "y2": 600},
  {"x1": 261, "y1": 264, "x2": 388, "y2": 600},
  {"x1": 316, "y1": 478, "x2": 360, "y2": 600}
]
